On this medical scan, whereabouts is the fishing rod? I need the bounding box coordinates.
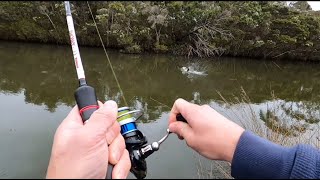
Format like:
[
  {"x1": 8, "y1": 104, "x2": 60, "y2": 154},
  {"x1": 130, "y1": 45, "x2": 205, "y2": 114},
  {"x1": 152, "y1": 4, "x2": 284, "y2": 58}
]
[
  {"x1": 64, "y1": 1, "x2": 114, "y2": 179},
  {"x1": 65, "y1": 1, "x2": 188, "y2": 179}
]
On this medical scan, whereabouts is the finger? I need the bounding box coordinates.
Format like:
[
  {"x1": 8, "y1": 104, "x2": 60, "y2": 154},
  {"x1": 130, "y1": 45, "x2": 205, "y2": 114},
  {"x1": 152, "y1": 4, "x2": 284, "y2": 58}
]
[
  {"x1": 168, "y1": 98, "x2": 198, "y2": 125},
  {"x1": 85, "y1": 100, "x2": 118, "y2": 133},
  {"x1": 106, "y1": 121, "x2": 121, "y2": 145},
  {"x1": 112, "y1": 149, "x2": 131, "y2": 179},
  {"x1": 108, "y1": 133, "x2": 125, "y2": 165},
  {"x1": 168, "y1": 121, "x2": 194, "y2": 142},
  {"x1": 61, "y1": 105, "x2": 83, "y2": 126}
]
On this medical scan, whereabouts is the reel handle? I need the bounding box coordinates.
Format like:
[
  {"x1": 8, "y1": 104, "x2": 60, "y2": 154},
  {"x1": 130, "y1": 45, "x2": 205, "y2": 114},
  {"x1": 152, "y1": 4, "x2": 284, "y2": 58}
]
[{"x1": 74, "y1": 83, "x2": 114, "y2": 179}]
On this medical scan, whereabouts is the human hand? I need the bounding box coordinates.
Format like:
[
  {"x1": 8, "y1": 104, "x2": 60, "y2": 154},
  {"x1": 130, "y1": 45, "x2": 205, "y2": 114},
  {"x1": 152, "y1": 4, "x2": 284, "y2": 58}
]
[
  {"x1": 46, "y1": 100, "x2": 131, "y2": 179},
  {"x1": 168, "y1": 98, "x2": 245, "y2": 163}
]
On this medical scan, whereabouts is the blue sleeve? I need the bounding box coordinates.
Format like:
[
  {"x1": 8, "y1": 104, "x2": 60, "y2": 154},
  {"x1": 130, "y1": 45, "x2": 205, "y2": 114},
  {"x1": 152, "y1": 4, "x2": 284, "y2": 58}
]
[{"x1": 231, "y1": 130, "x2": 320, "y2": 179}]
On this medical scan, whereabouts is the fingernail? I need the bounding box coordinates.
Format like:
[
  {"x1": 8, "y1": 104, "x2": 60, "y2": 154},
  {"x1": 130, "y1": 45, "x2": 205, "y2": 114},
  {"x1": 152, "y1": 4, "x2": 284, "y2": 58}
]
[
  {"x1": 97, "y1": 100, "x2": 103, "y2": 107},
  {"x1": 104, "y1": 100, "x2": 117, "y2": 109}
]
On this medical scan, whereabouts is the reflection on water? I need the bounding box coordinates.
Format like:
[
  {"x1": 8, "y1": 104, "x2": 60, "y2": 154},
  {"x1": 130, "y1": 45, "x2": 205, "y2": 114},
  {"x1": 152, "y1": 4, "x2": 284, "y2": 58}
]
[
  {"x1": 2, "y1": 41, "x2": 320, "y2": 116},
  {"x1": 1, "y1": 40, "x2": 320, "y2": 178}
]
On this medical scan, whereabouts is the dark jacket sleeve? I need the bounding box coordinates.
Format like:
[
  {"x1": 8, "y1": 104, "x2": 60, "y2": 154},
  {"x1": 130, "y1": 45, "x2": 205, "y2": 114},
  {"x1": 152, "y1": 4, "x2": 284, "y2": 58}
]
[{"x1": 231, "y1": 130, "x2": 320, "y2": 179}]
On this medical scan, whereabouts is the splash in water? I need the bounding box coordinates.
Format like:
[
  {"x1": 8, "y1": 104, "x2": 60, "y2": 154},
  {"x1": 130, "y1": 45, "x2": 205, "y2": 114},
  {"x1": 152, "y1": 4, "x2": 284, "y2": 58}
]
[{"x1": 180, "y1": 65, "x2": 208, "y2": 76}]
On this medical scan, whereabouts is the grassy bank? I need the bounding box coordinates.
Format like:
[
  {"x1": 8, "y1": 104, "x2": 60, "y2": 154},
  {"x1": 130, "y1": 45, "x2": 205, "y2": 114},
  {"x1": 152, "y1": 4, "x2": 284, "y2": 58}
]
[{"x1": 0, "y1": 1, "x2": 320, "y2": 61}]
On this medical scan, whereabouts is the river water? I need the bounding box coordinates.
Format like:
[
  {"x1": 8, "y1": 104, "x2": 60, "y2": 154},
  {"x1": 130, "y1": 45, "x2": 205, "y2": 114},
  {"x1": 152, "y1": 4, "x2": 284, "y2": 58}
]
[{"x1": 0, "y1": 40, "x2": 320, "y2": 178}]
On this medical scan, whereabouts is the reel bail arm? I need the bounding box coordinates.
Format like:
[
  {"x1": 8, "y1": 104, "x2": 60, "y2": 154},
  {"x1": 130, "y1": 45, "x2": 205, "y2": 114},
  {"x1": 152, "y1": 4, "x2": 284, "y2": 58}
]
[{"x1": 136, "y1": 114, "x2": 188, "y2": 159}]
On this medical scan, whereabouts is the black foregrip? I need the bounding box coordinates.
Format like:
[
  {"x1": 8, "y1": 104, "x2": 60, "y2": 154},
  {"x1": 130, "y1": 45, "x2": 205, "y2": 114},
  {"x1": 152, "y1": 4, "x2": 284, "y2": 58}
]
[
  {"x1": 176, "y1": 113, "x2": 188, "y2": 123},
  {"x1": 74, "y1": 85, "x2": 99, "y2": 122},
  {"x1": 74, "y1": 84, "x2": 114, "y2": 179}
]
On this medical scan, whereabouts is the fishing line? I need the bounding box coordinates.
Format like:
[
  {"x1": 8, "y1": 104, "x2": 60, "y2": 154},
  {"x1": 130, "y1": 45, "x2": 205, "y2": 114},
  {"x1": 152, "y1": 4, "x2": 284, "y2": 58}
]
[
  {"x1": 86, "y1": 1, "x2": 128, "y2": 107},
  {"x1": 85, "y1": 2, "x2": 149, "y2": 179},
  {"x1": 150, "y1": 96, "x2": 171, "y2": 109}
]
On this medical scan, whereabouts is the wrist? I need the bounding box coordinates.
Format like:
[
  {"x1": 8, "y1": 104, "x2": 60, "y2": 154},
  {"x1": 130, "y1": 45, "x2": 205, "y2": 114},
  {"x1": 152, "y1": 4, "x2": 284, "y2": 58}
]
[{"x1": 223, "y1": 127, "x2": 245, "y2": 163}]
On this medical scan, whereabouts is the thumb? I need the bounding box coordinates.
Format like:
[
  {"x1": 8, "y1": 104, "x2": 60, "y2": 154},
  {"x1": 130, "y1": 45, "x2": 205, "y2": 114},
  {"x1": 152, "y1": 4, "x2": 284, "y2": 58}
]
[
  {"x1": 169, "y1": 121, "x2": 194, "y2": 142},
  {"x1": 85, "y1": 100, "x2": 118, "y2": 133}
]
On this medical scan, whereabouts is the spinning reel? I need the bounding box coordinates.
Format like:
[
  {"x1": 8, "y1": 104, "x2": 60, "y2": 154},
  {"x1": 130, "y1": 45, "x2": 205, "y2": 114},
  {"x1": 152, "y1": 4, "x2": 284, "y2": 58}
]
[{"x1": 117, "y1": 107, "x2": 187, "y2": 179}]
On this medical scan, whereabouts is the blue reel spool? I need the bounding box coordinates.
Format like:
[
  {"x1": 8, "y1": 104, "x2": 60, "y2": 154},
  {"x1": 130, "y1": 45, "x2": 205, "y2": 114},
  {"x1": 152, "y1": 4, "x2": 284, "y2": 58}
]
[{"x1": 117, "y1": 107, "x2": 141, "y2": 135}]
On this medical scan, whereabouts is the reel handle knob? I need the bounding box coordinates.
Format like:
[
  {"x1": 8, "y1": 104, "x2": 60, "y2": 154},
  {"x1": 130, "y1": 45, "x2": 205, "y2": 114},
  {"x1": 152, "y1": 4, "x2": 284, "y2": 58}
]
[{"x1": 176, "y1": 113, "x2": 188, "y2": 124}]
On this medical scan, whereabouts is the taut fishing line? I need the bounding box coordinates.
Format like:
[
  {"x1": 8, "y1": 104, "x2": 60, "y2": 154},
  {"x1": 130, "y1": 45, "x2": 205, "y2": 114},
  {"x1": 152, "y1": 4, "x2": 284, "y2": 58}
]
[
  {"x1": 86, "y1": 1, "x2": 128, "y2": 107},
  {"x1": 86, "y1": 2, "x2": 152, "y2": 178}
]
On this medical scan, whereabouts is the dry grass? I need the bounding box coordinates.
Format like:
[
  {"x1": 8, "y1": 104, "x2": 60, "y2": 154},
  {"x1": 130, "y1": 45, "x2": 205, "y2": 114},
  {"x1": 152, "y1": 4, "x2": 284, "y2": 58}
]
[
  {"x1": 196, "y1": 86, "x2": 320, "y2": 179},
  {"x1": 194, "y1": 152, "x2": 232, "y2": 179},
  {"x1": 216, "y1": 86, "x2": 320, "y2": 147}
]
